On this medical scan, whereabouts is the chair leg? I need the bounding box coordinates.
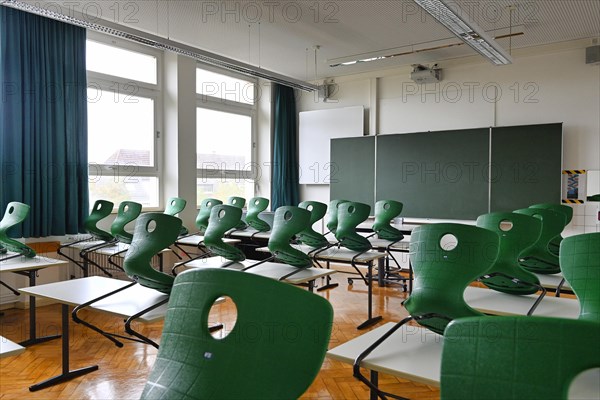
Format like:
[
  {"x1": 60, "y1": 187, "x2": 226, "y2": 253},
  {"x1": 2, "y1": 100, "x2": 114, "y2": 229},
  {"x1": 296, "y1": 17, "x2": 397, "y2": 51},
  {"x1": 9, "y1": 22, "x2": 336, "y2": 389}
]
[
  {"x1": 124, "y1": 298, "x2": 170, "y2": 348},
  {"x1": 555, "y1": 277, "x2": 566, "y2": 297},
  {"x1": 0, "y1": 280, "x2": 20, "y2": 296}
]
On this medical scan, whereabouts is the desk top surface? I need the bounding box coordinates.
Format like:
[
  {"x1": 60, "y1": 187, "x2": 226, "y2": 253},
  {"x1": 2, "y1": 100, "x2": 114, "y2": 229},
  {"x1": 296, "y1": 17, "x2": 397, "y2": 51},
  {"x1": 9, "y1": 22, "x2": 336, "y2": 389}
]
[
  {"x1": 0, "y1": 254, "x2": 68, "y2": 272},
  {"x1": 464, "y1": 286, "x2": 580, "y2": 319},
  {"x1": 0, "y1": 336, "x2": 25, "y2": 358},
  {"x1": 176, "y1": 235, "x2": 239, "y2": 246},
  {"x1": 536, "y1": 272, "x2": 572, "y2": 290},
  {"x1": 226, "y1": 228, "x2": 271, "y2": 240},
  {"x1": 180, "y1": 256, "x2": 335, "y2": 284},
  {"x1": 327, "y1": 322, "x2": 442, "y2": 386},
  {"x1": 19, "y1": 277, "x2": 169, "y2": 322}
]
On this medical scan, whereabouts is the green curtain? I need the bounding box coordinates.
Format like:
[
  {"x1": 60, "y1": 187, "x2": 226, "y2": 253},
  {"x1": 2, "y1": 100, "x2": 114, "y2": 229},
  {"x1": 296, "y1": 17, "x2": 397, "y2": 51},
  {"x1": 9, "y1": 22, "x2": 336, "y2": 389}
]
[
  {"x1": 0, "y1": 7, "x2": 89, "y2": 237},
  {"x1": 271, "y1": 84, "x2": 300, "y2": 209}
]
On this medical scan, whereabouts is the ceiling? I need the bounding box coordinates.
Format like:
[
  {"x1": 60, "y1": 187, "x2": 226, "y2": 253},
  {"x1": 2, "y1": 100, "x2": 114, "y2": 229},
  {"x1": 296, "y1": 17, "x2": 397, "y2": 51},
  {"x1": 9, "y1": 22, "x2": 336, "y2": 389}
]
[{"x1": 23, "y1": 0, "x2": 600, "y2": 80}]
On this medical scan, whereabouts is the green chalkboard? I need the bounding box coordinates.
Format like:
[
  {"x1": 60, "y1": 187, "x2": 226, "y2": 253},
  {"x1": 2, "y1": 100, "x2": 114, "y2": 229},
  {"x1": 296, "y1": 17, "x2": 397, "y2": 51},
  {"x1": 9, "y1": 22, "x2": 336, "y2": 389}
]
[
  {"x1": 490, "y1": 123, "x2": 562, "y2": 211},
  {"x1": 330, "y1": 136, "x2": 375, "y2": 209},
  {"x1": 376, "y1": 129, "x2": 490, "y2": 219}
]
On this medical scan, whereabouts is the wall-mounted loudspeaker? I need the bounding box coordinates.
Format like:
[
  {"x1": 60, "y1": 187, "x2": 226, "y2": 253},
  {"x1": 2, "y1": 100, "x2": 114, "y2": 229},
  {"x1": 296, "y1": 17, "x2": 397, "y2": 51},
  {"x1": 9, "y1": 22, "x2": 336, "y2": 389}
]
[{"x1": 585, "y1": 45, "x2": 600, "y2": 65}]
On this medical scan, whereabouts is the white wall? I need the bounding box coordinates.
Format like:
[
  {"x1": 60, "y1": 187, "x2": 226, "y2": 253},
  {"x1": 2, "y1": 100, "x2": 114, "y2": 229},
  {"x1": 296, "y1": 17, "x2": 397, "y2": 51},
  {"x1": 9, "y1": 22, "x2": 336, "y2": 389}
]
[{"x1": 295, "y1": 40, "x2": 600, "y2": 232}]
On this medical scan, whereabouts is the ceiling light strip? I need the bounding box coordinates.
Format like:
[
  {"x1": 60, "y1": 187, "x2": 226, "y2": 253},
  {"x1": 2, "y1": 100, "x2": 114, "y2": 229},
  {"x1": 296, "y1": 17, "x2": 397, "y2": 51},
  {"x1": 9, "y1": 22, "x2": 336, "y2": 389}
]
[
  {"x1": 0, "y1": 0, "x2": 318, "y2": 91},
  {"x1": 413, "y1": 0, "x2": 512, "y2": 65}
]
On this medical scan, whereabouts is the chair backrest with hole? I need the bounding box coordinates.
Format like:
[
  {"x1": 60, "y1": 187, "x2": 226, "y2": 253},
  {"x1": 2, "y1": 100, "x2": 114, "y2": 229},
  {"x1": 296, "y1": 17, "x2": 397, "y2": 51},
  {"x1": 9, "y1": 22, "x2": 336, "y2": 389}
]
[
  {"x1": 335, "y1": 202, "x2": 371, "y2": 252},
  {"x1": 441, "y1": 316, "x2": 600, "y2": 400},
  {"x1": 0, "y1": 202, "x2": 36, "y2": 257},
  {"x1": 123, "y1": 213, "x2": 182, "y2": 294},
  {"x1": 111, "y1": 201, "x2": 142, "y2": 244},
  {"x1": 203, "y1": 205, "x2": 246, "y2": 262},
  {"x1": 513, "y1": 207, "x2": 562, "y2": 274},
  {"x1": 268, "y1": 206, "x2": 312, "y2": 268},
  {"x1": 325, "y1": 199, "x2": 348, "y2": 234},
  {"x1": 296, "y1": 201, "x2": 329, "y2": 249},
  {"x1": 226, "y1": 197, "x2": 248, "y2": 230},
  {"x1": 196, "y1": 198, "x2": 223, "y2": 233},
  {"x1": 530, "y1": 203, "x2": 572, "y2": 255},
  {"x1": 245, "y1": 197, "x2": 270, "y2": 232},
  {"x1": 164, "y1": 197, "x2": 189, "y2": 236},
  {"x1": 476, "y1": 212, "x2": 542, "y2": 294},
  {"x1": 404, "y1": 223, "x2": 499, "y2": 335},
  {"x1": 372, "y1": 200, "x2": 404, "y2": 241},
  {"x1": 141, "y1": 268, "x2": 333, "y2": 400},
  {"x1": 84, "y1": 199, "x2": 114, "y2": 242},
  {"x1": 560, "y1": 232, "x2": 600, "y2": 322}
]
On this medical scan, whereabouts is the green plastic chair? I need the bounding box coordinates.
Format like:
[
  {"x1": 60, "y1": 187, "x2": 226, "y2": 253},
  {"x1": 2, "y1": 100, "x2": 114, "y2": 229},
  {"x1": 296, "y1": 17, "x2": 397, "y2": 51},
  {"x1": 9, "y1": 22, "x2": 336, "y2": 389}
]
[
  {"x1": 57, "y1": 199, "x2": 114, "y2": 276},
  {"x1": 530, "y1": 203, "x2": 572, "y2": 255},
  {"x1": 165, "y1": 197, "x2": 189, "y2": 236},
  {"x1": 325, "y1": 199, "x2": 348, "y2": 234},
  {"x1": 123, "y1": 213, "x2": 182, "y2": 294},
  {"x1": 203, "y1": 205, "x2": 246, "y2": 262},
  {"x1": 476, "y1": 212, "x2": 546, "y2": 305},
  {"x1": 73, "y1": 212, "x2": 183, "y2": 348},
  {"x1": 513, "y1": 208, "x2": 563, "y2": 274},
  {"x1": 353, "y1": 223, "x2": 499, "y2": 398},
  {"x1": 335, "y1": 201, "x2": 371, "y2": 252},
  {"x1": 83, "y1": 199, "x2": 115, "y2": 242},
  {"x1": 244, "y1": 197, "x2": 270, "y2": 232},
  {"x1": 372, "y1": 200, "x2": 404, "y2": 241},
  {"x1": 560, "y1": 232, "x2": 600, "y2": 322},
  {"x1": 441, "y1": 316, "x2": 600, "y2": 400},
  {"x1": 195, "y1": 198, "x2": 223, "y2": 233},
  {"x1": 83, "y1": 201, "x2": 142, "y2": 276},
  {"x1": 297, "y1": 201, "x2": 329, "y2": 249},
  {"x1": 266, "y1": 206, "x2": 312, "y2": 268},
  {"x1": 227, "y1": 196, "x2": 248, "y2": 230},
  {"x1": 141, "y1": 268, "x2": 333, "y2": 400},
  {"x1": 0, "y1": 202, "x2": 36, "y2": 258}
]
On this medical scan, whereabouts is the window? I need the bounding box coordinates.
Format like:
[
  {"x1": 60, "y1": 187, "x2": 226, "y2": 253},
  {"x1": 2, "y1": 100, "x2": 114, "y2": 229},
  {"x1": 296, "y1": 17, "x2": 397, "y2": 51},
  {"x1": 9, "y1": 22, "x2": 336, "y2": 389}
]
[
  {"x1": 86, "y1": 35, "x2": 162, "y2": 209},
  {"x1": 196, "y1": 66, "x2": 256, "y2": 206}
]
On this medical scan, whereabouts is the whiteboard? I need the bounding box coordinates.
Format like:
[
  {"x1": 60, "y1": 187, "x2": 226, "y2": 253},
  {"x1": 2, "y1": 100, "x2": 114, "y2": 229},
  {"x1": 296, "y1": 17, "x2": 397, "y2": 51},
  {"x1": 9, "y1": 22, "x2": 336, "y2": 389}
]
[{"x1": 298, "y1": 106, "x2": 364, "y2": 184}]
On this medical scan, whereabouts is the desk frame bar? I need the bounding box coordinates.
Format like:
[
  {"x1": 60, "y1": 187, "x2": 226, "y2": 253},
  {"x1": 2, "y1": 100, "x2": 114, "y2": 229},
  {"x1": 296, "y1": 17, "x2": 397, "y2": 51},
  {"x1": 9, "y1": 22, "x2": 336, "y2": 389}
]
[{"x1": 29, "y1": 304, "x2": 98, "y2": 391}]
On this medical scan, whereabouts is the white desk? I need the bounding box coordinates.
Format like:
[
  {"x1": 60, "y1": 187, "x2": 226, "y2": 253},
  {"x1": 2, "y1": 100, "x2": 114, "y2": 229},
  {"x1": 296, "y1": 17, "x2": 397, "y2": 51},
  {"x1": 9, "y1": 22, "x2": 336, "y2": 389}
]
[
  {"x1": 19, "y1": 276, "x2": 172, "y2": 391},
  {"x1": 226, "y1": 228, "x2": 271, "y2": 240},
  {"x1": 327, "y1": 322, "x2": 599, "y2": 400},
  {"x1": 175, "y1": 234, "x2": 239, "y2": 247},
  {"x1": 536, "y1": 272, "x2": 572, "y2": 292},
  {"x1": 178, "y1": 256, "x2": 335, "y2": 291},
  {"x1": 464, "y1": 286, "x2": 580, "y2": 319},
  {"x1": 0, "y1": 335, "x2": 25, "y2": 358},
  {"x1": 0, "y1": 254, "x2": 68, "y2": 346}
]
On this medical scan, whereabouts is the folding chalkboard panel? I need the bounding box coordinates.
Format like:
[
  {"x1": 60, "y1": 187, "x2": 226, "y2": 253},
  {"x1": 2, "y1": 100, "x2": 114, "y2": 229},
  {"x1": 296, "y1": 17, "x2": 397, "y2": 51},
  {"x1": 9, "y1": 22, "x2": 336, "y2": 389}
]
[
  {"x1": 490, "y1": 123, "x2": 563, "y2": 211},
  {"x1": 330, "y1": 136, "x2": 375, "y2": 210},
  {"x1": 376, "y1": 129, "x2": 490, "y2": 219}
]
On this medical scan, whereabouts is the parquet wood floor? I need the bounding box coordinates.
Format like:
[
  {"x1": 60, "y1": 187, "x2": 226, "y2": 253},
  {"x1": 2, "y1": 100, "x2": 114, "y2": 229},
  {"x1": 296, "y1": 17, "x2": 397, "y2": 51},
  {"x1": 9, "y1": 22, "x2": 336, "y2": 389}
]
[{"x1": 0, "y1": 272, "x2": 439, "y2": 399}]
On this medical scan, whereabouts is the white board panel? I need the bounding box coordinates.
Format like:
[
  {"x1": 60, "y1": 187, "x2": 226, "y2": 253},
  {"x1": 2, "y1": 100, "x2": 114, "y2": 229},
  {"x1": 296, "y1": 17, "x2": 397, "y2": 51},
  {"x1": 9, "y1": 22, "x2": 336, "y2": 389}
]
[{"x1": 299, "y1": 106, "x2": 364, "y2": 184}]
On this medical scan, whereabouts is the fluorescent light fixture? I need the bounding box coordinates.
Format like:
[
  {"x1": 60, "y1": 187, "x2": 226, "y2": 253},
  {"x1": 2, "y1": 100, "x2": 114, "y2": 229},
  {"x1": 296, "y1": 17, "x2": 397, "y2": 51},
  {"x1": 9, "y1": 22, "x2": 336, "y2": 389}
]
[
  {"x1": 0, "y1": 0, "x2": 318, "y2": 92},
  {"x1": 413, "y1": 0, "x2": 513, "y2": 65}
]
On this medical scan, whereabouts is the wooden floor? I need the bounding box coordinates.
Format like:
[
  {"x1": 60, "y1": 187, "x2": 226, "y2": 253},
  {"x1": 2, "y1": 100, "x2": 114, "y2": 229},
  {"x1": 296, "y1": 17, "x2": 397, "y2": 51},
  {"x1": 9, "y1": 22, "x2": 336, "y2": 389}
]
[{"x1": 0, "y1": 272, "x2": 439, "y2": 400}]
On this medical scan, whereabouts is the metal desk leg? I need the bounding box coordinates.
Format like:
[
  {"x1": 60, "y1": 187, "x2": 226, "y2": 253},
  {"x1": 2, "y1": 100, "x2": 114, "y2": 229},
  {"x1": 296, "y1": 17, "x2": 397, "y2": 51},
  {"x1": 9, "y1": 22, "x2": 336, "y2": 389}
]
[
  {"x1": 357, "y1": 262, "x2": 383, "y2": 330},
  {"x1": 377, "y1": 257, "x2": 385, "y2": 287},
  {"x1": 370, "y1": 371, "x2": 379, "y2": 400},
  {"x1": 29, "y1": 304, "x2": 98, "y2": 391},
  {"x1": 18, "y1": 271, "x2": 60, "y2": 347}
]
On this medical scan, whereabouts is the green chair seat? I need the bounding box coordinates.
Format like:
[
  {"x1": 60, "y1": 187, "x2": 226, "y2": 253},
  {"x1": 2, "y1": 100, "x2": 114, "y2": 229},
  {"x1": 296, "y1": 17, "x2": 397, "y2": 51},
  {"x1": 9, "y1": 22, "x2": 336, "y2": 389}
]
[
  {"x1": 530, "y1": 203, "x2": 572, "y2": 255},
  {"x1": 404, "y1": 223, "x2": 499, "y2": 334},
  {"x1": 123, "y1": 213, "x2": 182, "y2": 294},
  {"x1": 111, "y1": 201, "x2": 142, "y2": 244},
  {"x1": 476, "y1": 212, "x2": 542, "y2": 295},
  {"x1": 372, "y1": 200, "x2": 404, "y2": 241},
  {"x1": 0, "y1": 202, "x2": 36, "y2": 258},
  {"x1": 297, "y1": 201, "x2": 329, "y2": 249},
  {"x1": 84, "y1": 199, "x2": 114, "y2": 242},
  {"x1": 335, "y1": 201, "x2": 371, "y2": 252},
  {"x1": 560, "y1": 232, "x2": 600, "y2": 322},
  {"x1": 325, "y1": 199, "x2": 348, "y2": 234},
  {"x1": 196, "y1": 198, "x2": 223, "y2": 233},
  {"x1": 441, "y1": 316, "x2": 600, "y2": 400},
  {"x1": 513, "y1": 207, "x2": 563, "y2": 274},
  {"x1": 245, "y1": 197, "x2": 270, "y2": 232},
  {"x1": 203, "y1": 205, "x2": 245, "y2": 262},
  {"x1": 227, "y1": 196, "x2": 247, "y2": 230},
  {"x1": 267, "y1": 206, "x2": 312, "y2": 268},
  {"x1": 141, "y1": 268, "x2": 333, "y2": 400}
]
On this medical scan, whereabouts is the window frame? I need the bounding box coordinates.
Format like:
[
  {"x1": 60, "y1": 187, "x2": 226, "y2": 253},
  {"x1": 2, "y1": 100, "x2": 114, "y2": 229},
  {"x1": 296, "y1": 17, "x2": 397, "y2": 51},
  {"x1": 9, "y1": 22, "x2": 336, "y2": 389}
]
[
  {"x1": 86, "y1": 32, "x2": 163, "y2": 211},
  {"x1": 195, "y1": 64, "x2": 258, "y2": 199}
]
